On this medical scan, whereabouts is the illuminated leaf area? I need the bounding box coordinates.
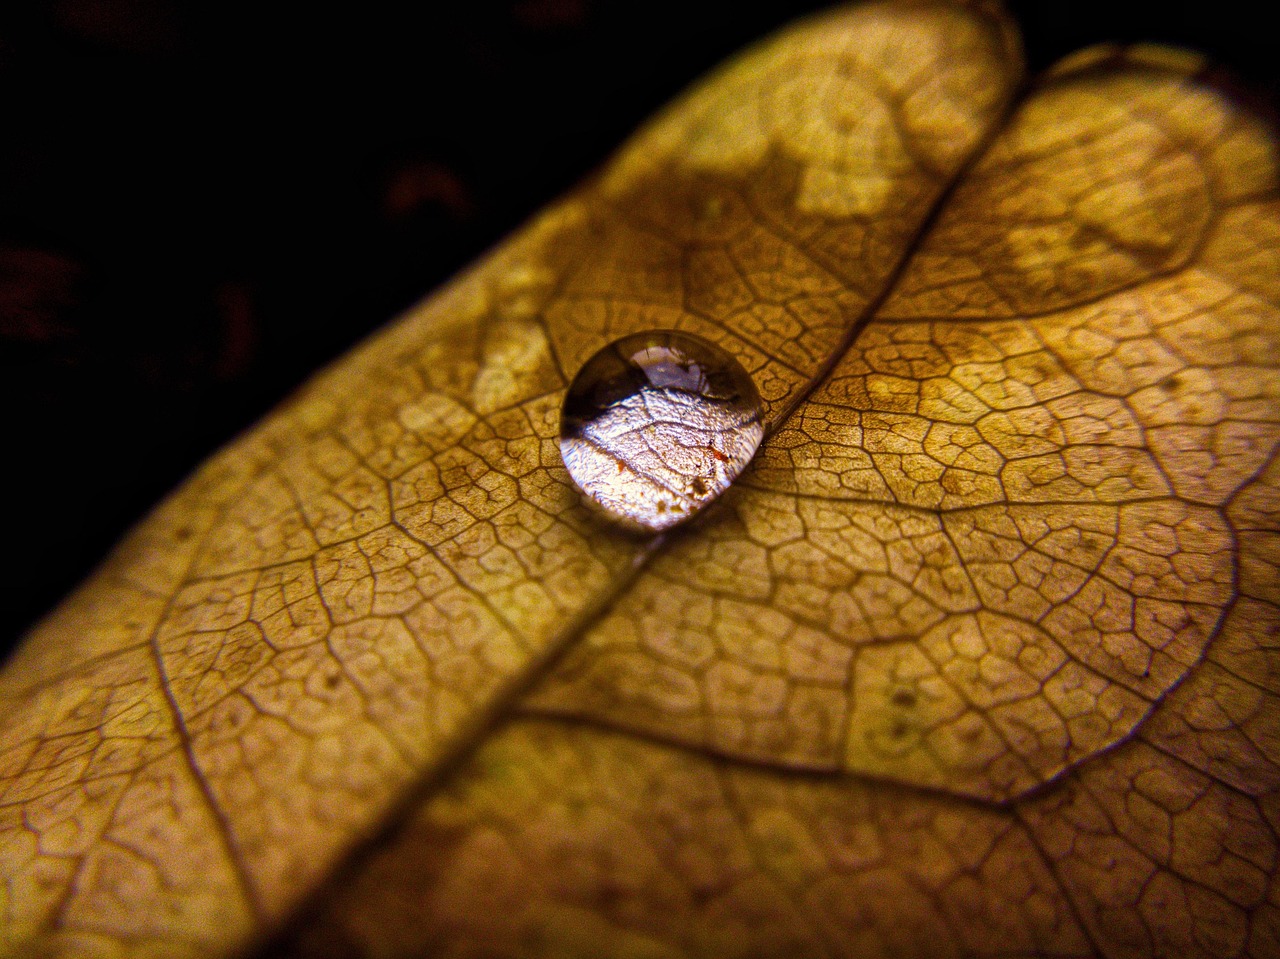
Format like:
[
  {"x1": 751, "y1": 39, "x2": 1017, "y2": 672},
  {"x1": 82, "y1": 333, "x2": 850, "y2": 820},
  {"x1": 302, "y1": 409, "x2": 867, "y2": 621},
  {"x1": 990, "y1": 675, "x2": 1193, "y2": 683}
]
[{"x1": 2, "y1": 4, "x2": 1277, "y2": 958}]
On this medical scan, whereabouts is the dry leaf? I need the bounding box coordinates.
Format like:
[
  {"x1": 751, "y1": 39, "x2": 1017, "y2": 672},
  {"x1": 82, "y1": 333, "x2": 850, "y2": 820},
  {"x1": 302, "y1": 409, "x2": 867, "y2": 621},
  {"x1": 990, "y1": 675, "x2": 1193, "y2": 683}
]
[{"x1": 3, "y1": 3, "x2": 1279, "y2": 958}]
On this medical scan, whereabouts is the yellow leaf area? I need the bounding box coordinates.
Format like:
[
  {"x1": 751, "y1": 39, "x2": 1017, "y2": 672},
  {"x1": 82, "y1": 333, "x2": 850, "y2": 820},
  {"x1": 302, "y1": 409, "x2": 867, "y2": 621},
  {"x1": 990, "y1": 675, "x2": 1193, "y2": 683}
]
[{"x1": 3, "y1": 3, "x2": 1279, "y2": 957}]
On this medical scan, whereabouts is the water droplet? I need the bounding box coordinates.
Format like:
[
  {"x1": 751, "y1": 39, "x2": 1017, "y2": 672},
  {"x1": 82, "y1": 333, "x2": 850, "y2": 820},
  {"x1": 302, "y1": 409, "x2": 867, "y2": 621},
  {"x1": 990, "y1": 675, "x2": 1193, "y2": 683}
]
[{"x1": 559, "y1": 331, "x2": 764, "y2": 531}]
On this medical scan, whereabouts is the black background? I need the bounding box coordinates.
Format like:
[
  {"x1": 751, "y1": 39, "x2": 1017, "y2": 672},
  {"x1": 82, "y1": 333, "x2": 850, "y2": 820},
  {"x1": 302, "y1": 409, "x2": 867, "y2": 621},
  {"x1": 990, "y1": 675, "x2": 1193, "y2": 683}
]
[{"x1": 0, "y1": 0, "x2": 1274, "y2": 658}]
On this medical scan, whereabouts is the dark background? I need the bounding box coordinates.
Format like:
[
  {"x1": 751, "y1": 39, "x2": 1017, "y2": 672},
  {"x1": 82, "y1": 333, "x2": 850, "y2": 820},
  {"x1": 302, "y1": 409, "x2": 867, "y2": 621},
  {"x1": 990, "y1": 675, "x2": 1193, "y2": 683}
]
[{"x1": 0, "y1": 0, "x2": 1274, "y2": 658}]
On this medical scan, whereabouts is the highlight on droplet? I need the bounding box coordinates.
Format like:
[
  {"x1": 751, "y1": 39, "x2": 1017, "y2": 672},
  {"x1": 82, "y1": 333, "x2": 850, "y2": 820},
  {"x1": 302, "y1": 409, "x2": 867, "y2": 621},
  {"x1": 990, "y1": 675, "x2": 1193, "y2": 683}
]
[{"x1": 559, "y1": 330, "x2": 764, "y2": 531}]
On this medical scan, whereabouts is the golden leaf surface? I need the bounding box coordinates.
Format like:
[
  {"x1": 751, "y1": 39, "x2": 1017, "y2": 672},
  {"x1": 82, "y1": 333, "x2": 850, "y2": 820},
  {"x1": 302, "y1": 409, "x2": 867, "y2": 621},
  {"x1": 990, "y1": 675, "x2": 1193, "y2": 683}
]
[{"x1": 2, "y1": 3, "x2": 1279, "y2": 958}]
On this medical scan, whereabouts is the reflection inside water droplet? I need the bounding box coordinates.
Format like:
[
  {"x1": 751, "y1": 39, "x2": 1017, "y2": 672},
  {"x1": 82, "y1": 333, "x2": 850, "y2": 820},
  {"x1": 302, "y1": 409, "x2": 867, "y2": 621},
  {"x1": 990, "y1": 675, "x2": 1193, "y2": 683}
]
[{"x1": 559, "y1": 331, "x2": 764, "y2": 531}]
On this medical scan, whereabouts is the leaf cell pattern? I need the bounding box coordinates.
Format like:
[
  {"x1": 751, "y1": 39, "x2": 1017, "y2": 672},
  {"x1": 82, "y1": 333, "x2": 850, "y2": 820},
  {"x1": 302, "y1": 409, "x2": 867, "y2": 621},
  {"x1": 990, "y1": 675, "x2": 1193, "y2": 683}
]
[{"x1": 1, "y1": 3, "x2": 1278, "y2": 959}]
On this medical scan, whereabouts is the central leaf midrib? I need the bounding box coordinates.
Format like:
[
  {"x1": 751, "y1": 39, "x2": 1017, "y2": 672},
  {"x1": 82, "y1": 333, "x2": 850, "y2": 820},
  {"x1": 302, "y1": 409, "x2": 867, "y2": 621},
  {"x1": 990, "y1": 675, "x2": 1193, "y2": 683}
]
[{"x1": 252, "y1": 50, "x2": 1031, "y2": 959}]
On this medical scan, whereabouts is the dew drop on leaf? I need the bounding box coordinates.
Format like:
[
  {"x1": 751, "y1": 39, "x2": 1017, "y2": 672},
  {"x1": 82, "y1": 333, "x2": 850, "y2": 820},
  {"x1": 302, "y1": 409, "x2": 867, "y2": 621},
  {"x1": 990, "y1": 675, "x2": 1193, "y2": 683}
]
[{"x1": 559, "y1": 331, "x2": 764, "y2": 531}]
